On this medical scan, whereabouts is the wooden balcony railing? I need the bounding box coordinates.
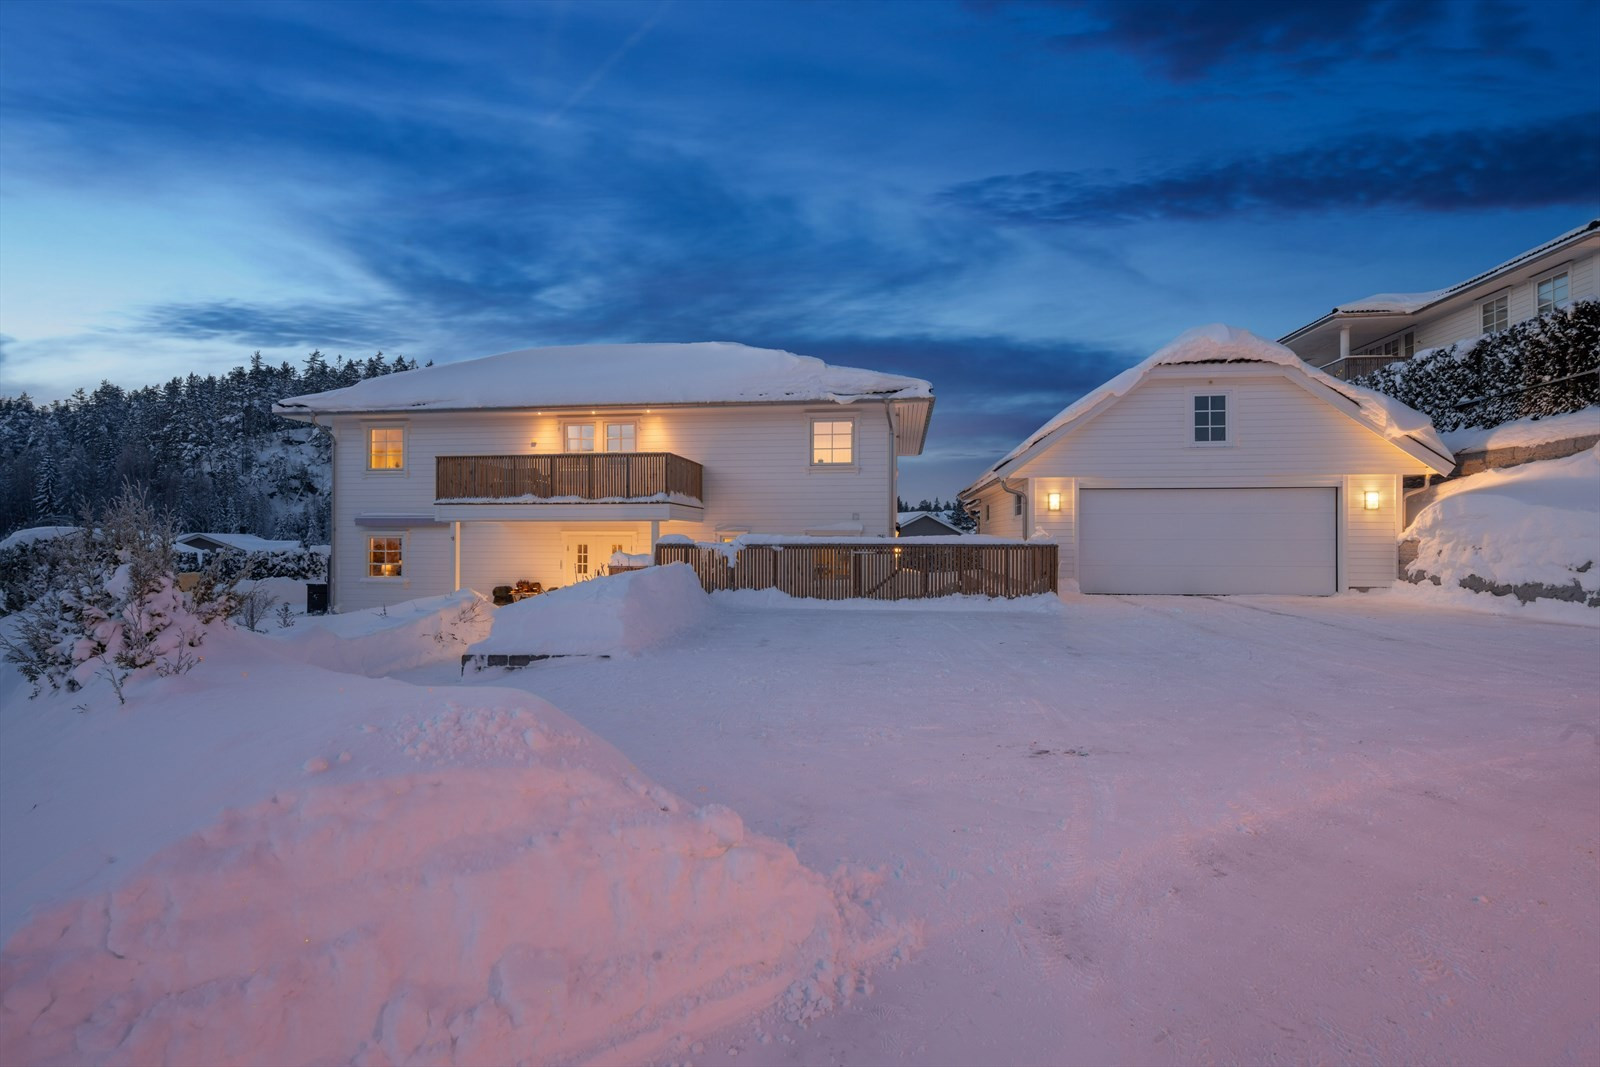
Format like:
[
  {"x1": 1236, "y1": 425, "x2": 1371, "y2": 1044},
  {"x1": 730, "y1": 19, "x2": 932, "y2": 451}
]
[{"x1": 436, "y1": 452, "x2": 703, "y2": 503}]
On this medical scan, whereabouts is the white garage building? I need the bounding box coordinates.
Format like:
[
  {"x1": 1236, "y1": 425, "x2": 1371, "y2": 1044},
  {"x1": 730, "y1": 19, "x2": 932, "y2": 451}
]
[{"x1": 961, "y1": 326, "x2": 1456, "y2": 595}]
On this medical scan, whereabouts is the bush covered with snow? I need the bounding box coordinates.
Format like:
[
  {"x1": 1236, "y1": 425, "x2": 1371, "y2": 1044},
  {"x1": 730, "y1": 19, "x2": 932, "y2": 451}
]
[
  {"x1": 0, "y1": 490, "x2": 232, "y2": 695},
  {"x1": 199, "y1": 544, "x2": 328, "y2": 582},
  {"x1": 1403, "y1": 447, "x2": 1600, "y2": 608},
  {"x1": 470, "y1": 562, "x2": 710, "y2": 658},
  {"x1": 1355, "y1": 300, "x2": 1599, "y2": 432}
]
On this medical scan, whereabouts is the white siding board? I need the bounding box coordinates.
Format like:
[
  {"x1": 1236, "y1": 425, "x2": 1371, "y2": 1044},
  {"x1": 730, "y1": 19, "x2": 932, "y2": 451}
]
[
  {"x1": 1003, "y1": 372, "x2": 1429, "y2": 592},
  {"x1": 325, "y1": 403, "x2": 902, "y2": 610}
]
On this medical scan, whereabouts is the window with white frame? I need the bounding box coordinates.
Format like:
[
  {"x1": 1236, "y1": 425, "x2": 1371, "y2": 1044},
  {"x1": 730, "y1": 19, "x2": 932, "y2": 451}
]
[
  {"x1": 1013, "y1": 494, "x2": 1022, "y2": 516},
  {"x1": 367, "y1": 426, "x2": 405, "y2": 470},
  {"x1": 811, "y1": 418, "x2": 854, "y2": 465},
  {"x1": 367, "y1": 534, "x2": 403, "y2": 578},
  {"x1": 1192, "y1": 393, "x2": 1228, "y2": 444},
  {"x1": 1361, "y1": 330, "x2": 1415, "y2": 358},
  {"x1": 604, "y1": 421, "x2": 636, "y2": 452},
  {"x1": 1481, "y1": 294, "x2": 1509, "y2": 334},
  {"x1": 563, "y1": 422, "x2": 596, "y2": 452},
  {"x1": 1537, "y1": 271, "x2": 1570, "y2": 315}
]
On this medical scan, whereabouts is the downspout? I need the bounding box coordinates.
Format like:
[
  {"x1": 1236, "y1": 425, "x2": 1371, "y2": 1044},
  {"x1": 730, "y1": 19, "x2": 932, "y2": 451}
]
[
  {"x1": 314, "y1": 413, "x2": 335, "y2": 612},
  {"x1": 884, "y1": 400, "x2": 897, "y2": 537},
  {"x1": 998, "y1": 477, "x2": 1028, "y2": 537}
]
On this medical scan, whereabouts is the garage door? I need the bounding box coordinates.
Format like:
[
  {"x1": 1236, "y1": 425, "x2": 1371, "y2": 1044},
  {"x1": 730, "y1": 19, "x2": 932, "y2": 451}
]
[{"x1": 1078, "y1": 487, "x2": 1337, "y2": 595}]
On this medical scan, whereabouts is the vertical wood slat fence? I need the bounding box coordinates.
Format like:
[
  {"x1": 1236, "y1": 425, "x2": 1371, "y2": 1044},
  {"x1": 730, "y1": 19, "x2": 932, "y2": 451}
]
[
  {"x1": 435, "y1": 453, "x2": 703, "y2": 502},
  {"x1": 655, "y1": 541, "x2": 1057, "y2": 600}
]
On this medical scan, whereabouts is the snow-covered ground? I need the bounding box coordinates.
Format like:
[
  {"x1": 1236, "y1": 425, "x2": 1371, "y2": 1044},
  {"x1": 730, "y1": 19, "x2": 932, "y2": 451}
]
[
  {"x1": 1439, "y1": 406, "x2": 1600, "y2": 453},
  {"x1": 4, "y1": 585, "x2": 1597, "y2": 1064},
  {"x1": 1403, "y1": 446, "x2": 1600, "y2": 613}
]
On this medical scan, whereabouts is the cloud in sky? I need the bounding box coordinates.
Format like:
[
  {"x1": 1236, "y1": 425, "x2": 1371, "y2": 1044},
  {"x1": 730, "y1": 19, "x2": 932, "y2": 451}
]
[
  {"x1": 979, "y1": 0, "x2": 1551, "y2": 81},
  {"x1": 944, "y1": 114, "x2": 1600, "y2": 226},
  {"x1": 4, "y1": 0, "x2": 1598, "y2": 497}
]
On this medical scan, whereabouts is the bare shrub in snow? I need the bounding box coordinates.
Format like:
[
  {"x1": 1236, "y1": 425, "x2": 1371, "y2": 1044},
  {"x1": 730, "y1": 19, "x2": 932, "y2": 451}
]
[
  {"x1": 232, "y1": 588, "x2": 278, "y2": 632},
  {"x1": 276, "y1": 602, "x2": 296, "y2": 628}
]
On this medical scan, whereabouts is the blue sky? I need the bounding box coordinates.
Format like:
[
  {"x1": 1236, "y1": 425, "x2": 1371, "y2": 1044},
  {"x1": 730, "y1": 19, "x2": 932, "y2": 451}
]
[{"x1": 2, "y1": 0, "x2": 1596, "y2": 498}]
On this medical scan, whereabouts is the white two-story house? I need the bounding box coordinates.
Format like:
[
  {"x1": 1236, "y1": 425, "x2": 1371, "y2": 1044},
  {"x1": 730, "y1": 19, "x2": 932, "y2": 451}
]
[
  {"x1": 1279, "y1": 219, "x2": 1599, "y2": 380},
  {"x1": 274, "y1": 342, "x2": 933, "y2": 612}
]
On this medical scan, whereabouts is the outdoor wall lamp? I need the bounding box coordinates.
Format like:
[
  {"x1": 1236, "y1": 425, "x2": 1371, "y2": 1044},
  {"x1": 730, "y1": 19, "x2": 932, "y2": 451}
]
[
  {"x1": 1363, "y1": 489, "x2": 1381, "y2": 510},
  {"x1": 1047, "y1": 492, "x2": 1061, "y2": 512}
]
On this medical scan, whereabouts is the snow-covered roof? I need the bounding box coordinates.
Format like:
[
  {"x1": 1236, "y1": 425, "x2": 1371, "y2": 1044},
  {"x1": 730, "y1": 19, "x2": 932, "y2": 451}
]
[
  {"x1": 965, "y1": 324, "x2": 1455, "y2": 496},
  {"x1": 897, "y1": 511, "x2": 964, "y2": 533},
  {"x1": 0, "y1": 526, "x2": 78, "y2": 552},
  {"x1": 1282, "y1": 218, "x2": 1600, "y2": 344},
  {"x1": 176, "y1": 533, "x2": 302, "y2": 553},
  {"x1": 275, "y1": 342, "x2": 932, "y2": 415}
]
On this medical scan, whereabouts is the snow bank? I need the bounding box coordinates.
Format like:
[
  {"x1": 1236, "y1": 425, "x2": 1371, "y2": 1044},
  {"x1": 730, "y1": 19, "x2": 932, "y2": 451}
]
[
  {"x1": 1403, "y1": 447, "x2": 1600, "y2": 614},
  {"x1": 714, "y1": 588, "x2": 1066, "y2": 613},
  {"x1": 470, "y1": 563, "x2": 709, "y2": 658},
  {"x1": 276, "y1": 341, "x2": 931, "y2": 414},
  {"x1": 1, "y1": 620, "x2": 898, "y2": 1065},
  {"x1": 1439, "y1": 405, "x2": 1600, "y2": 453},
  {"x1": 974, "y1": 324, "x2": 1452, "y2": 488},
  {"x1": 273, "y1": 589, "x2": 493, "y2": 674}
]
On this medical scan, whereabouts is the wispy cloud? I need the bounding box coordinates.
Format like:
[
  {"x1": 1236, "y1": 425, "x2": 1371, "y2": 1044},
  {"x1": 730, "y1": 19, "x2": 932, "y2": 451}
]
[{"x1": 944, "y1": 114, "x2": 1600, "y2": 225}]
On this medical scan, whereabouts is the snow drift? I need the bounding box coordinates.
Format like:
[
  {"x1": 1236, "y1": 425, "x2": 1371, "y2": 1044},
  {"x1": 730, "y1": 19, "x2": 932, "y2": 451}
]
[
  {"x1": 1403, "y1": 446, "x2": 1600, "y2": 609},
  {"x1": 274, "y1": 589, "x2": 493, "y2": 675},
  {"x1": 1, "y1": 592, "x2": 899, "y2": 1065},
  {"x1": 469, "y1": 563, "x2": 710, "y2": 658}
]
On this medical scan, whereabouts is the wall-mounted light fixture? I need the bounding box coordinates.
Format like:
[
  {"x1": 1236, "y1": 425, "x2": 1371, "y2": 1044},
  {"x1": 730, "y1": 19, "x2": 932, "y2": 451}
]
[
  {"x1": 1047, "y1": 492, "x2": 1062, "y2": 512},
  {"x1": 1363, "y1": 489, "x2": 1381, "y2": 510}
]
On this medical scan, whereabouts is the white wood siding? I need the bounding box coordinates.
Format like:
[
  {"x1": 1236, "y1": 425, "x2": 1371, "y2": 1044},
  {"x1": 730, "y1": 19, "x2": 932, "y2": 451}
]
[
  {"x1": 1008, "y1": 369, "x2": 1426, "y2": 591},
  {"x1": 972, "y1": 484, "x2": 1025, "y2": 538},
  {"x1": 1414, "y1": 249, "x2": 1597, "y2": 352},
  {"x1": 326, "y1": 403, "x2": 899, "y2": 610}
]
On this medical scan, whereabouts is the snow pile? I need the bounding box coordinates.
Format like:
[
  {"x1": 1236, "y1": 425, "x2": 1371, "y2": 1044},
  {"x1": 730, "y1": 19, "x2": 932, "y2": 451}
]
[
  {"x1": 1440, "y1": 405, "x2": 1600, "y2": 453},
  {"x1": 276, "y1": 341, "x2": 932, "y2": 414},
  {"x1": 1, "y1": 623, "x2": 898, "y2": 1065},
  {"x1": 470, "y1": 563, "x2": 710, "y2": 658},
  {"x1": 975, "y1": 324, "x2": 1452, "y2": 488},
  {"x1": 1403, "y1": 447, "x2": 1600, "y2": 610},
  {"x1": 1331, "y1": 289, "x2": 1448, "y2": 314},
  {"x1": 274, "y1": 589, "x2": 492, "y2": 675},
  {"x1": 0, "y1": 526, "x2": 78, "y2": 552}
]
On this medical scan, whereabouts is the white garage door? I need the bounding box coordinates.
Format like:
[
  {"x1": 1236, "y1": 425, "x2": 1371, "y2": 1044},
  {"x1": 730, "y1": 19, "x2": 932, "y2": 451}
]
[{"x1": 1078, "y1": 487, "x2": 1337, "y2": 595}]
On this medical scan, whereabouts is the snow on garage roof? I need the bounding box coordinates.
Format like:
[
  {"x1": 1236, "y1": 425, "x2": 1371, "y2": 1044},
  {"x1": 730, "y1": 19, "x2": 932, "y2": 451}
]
[
  {"x1": 965, "y1": 324, "x2": 1455, "y2": 496},
  {"x1": 274, "y1": 341, "x2": 932, "y2": 415}
]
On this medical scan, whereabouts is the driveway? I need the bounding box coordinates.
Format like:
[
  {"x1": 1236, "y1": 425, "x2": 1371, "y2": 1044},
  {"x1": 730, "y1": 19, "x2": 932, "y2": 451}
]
[{"x1": 430, "y1": 593, "x2": 1600, "y2": 1064}]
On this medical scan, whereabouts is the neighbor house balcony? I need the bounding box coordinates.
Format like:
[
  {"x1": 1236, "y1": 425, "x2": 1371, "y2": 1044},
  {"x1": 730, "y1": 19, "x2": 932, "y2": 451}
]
[
  {"x1": 433, "y1": 452, "x2": 705, "y2": 522},
  {"x1": 1319, "y1": 354, "x2": 1408, "y2": 382}
]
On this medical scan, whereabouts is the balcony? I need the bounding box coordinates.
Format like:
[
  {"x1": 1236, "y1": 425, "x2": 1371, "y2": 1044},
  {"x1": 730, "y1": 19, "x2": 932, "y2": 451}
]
[
  {"x1": 1322, "y1": 354, "x2": 1407, "y2": 382},
  {"x1": 434, "y1": 452, "x2": 704, "y2": 522}
]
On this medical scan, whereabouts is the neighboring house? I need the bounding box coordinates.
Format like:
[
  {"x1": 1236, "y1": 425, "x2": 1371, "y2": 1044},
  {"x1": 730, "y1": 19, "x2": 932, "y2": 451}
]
[
  {"x1": 895, "y1": 510, "x2": 965, "y2": 537},
  {"x1": 1279, "y1": 219, "x2": 1599, "y2": 381},
  {"x1": 174, "y1": 533, "x2": 302, "y2": 557},
  {"x1": 961, "y1": 325, "x2": 1455, "y2": 596},
  {"x1": 273, "y1": 342, "x2": 933, "y2": 612}
]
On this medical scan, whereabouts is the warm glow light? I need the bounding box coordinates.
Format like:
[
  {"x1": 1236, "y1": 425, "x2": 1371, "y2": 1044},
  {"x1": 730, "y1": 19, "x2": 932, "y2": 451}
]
[
  {"x1": 1363, "y1": 489, "x2": 1381, "y2": 510},
  {"x1": 1047, "y1": 492, "x2": 1061, "y2": 512}
]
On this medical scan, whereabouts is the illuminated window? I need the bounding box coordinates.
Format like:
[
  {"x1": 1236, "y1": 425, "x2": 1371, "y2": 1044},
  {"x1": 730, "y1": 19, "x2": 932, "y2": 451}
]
[
  {"x1": 1537, "y1": 272, "x2": 1569, "y2": 315},
  {"x1": 367, "y1": 535, "x2": 402, "y2": 578},
  {"x1": 1192, "y1": 393, "x2": 1228, "y2": 444},
  {"x1": 367, "y1": 426, "x2": 404, "y2": 470},
  {"x1": 811, "y1": 419, "x2": 854, "y2": 465},
  {"x1": 605, "y1": 422, "x2": 636, "y2": 451},
  {"x1": 574, "y1": 541, "x2": 589, "y2": 576},
  {"x1": 564, "y1": 423, "x2": 596, "y2": 452},
  {"x1": 1481, "y1": 294, "x2": 1508, "y2": 334}
]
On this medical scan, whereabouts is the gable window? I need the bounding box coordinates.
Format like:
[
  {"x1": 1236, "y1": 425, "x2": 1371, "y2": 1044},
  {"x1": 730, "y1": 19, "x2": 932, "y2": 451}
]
[
  {"x1": 1537, "y1": 271, "x2": 1569, "y2": 315},
  {"x1": 1192, "y1": 393, "x2": 1228, "y2": 444},
  {"x1": 563, "y1": 423, "x2": 596, "y2": 452},
  {"x1": 811, "y1": 418, "x2": 854, "y2": 465},
  {"x1": 367, "y1": 426, "x2": 405, "y2": 470},
  {"x1": 1481, "y1": 294, "x2": 1509, "y2": 334},
  {"x1": 605, "y1": 421, "x2": 636, "y2": 452},
  {"x1": 367, "y1": 535, "x2": 403, "y2": 578}
]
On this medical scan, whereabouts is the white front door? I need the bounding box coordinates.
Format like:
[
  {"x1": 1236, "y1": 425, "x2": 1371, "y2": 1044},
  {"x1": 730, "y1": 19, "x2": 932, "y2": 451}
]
[
  {"x1": 1078, "y1": 487, "x2": 1338, "y2": 595},
  {"x1": 562, "y1": 532, "x2": 636, "y2": 582}
]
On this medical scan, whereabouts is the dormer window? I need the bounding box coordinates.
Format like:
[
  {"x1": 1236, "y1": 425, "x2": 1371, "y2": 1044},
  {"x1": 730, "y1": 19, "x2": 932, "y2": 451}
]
[{"x1": 1192, "y1": 393, "x2": 1228, "y2": 445}]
